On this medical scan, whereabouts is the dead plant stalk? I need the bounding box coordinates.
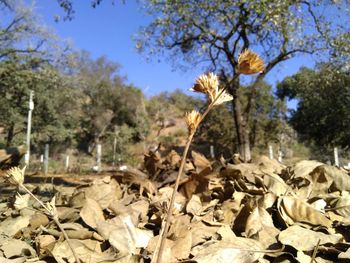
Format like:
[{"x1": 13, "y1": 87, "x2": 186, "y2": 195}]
[
  {"x1": 6, "y1": 167, "x2": 81, "y2": 263},
  {"x1": 154, "y1": 89, "x2": 224, "y2": 263}
]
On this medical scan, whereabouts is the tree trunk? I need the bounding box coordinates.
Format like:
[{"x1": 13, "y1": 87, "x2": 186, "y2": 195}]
[
  {"x1": 6, "y1": 123, "x2": 14, "y2": 147},
  {"x1": 232, "y1": 95, "x2": 251, "y2": 162}
]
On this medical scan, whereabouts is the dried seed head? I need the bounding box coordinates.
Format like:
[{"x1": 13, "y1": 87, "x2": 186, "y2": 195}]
[
  {"x1": 191, "y1": 72, "x2": 219, "y2": 95},
  {"x1": 46, "y1": 196, "x2": 57, "y2": 215},
  {"x1": 237, "y1": 49, "x2": 265, "y2": 75},
  {"x1": 185, "y1": 110, "x2": 202, "y2": 134},
  {"x1": 5, "y1": 166, "x2": 26, "y2": 185},
  {"x1": 14, "y1": 192, "x2": 30, "y2": 210},
  {"x1": 213, "y1": 90, "x2": 233, "y2": 106}
]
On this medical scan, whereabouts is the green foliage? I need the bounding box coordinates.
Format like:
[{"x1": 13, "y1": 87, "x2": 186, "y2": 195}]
[
  {"x1": 0, "y1": 56, "x2": 78, "y2": 151},
  {"x1": 74, "y1": 53, "x2": 150, "y2": 153},
  {"x1": 277, "y1": 63, "x2": 350, "y2": 149}
]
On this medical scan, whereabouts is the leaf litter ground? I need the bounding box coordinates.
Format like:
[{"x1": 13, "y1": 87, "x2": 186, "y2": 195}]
[{"x1": 1, "y1": 152, "x2": 350, "y2": 262}]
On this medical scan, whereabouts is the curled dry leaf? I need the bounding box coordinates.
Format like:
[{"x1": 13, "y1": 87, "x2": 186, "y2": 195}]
[
  {"x1": 52, "y1": 239, "x2": 119, "y2": 263},
  {"x1": 186, "y1": 194, "x2": 203, "y2": 216},
  {"x1": 192, "y1": 237, "x2": 264, "y2": 263},
  {"x1": 191, "y1": 150, "x2": 212, "y2": 175},
  {"x1": 278, "y1": 196, "x2": 332, "y2": 228},
  {"x1": 1, "y1": 239, "x2": 37, "y2": 259},
  {"x1": 96, "y1": 215, "x2": 153, "y2": 257},
  {"x1": 333, "y1": 192, "x2": 350, "y2": 217},
  {"x1": 79, "y1": 197, "x2": 105, "y2": 229},
  {"x1": 0, "y1": 215, "x2": 31, "y2": 237},
  {"x1": 278, "y1": 225, "x2": 343, "y2": 251},
  {"x1": 245, "y1": 207, "x2": 280, "y2": 248}
]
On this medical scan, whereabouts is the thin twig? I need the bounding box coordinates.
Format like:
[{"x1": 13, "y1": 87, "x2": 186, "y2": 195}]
[
  {"x1": 19, "y1": 183, "x2": 81, "y2": 263},
  {"x1": 311, "y1": 239, "x2": 321, "y2": 263},
  {"x1": 53, "y1": 215, "x2": 81, "y2": 263},
  {"x1": 155, "y1": 99, "x2": 218, "y2": 262}
]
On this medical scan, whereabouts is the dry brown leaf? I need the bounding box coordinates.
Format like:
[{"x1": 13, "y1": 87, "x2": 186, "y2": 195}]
[
  {"x1": 80, "y1": 197, "x2": 105, "y2": 229},
  {"x1": 278, "y1": 196, "x2": 332, "y2": 227},
  {"x1": 171, "y1": 234, "x2": 192, "y2": 260},
  {"x1": 180, "y1": 173, "x2": 210, "y2": 199},
  {"x1": 245, "y1": 207, "x2": 280, "y2": 248},
  {"x1": 52, "y1": 239, "x2": 118, "y2": 263},
  {"x1": 1, "y1": 239, "x2": 37, "y2": 259},
  {"x1": 36, "y1": 235, "x2": 56, "y2": 257},
  {"x1": 292, "y1": 160, "x2": 323, "y2": 179},
  {"x1": 333, "y1": 192, "x2": 350, "y2": 217},
  {"x1": 29, "y1": 212, "x2": 49, "y2": 230},
  {"x1": 192, "y1": 237, "x2": 264, "y2": 263},
  {"x1": 192, "y1": 150, "x2": 212, "y2": 175},
  {"x1": 72, "y1": 178, "x2": 122, "y2": 209},
  {"x1": 168, "y1": 214, "x2": 191, "y2": 239},
  {"x1": 315, "y1": 165, "x2": 350, "y2": 191},
  {"x1": 339, "y1": 247, "x2": 350, "y2": 259},
  {"x1": 257, "y1": 155, "x2": 285, "y2": 174},
  {"x1": 0, "y1": 215, "x2": 30, "y2": 237},
  {"x1": 263, "y1": 172, "x2": 289, "y2": 196},
  {"x1": 147, "y1": 236, "x2": 175, "y2": 262},
  {"x1": 186, "y1": 194, "x2": 203, "y2": 216},
  {"x1": 96, "y1": 215, "x2": 152, "y2": 256},
  {"x1": 278, "y1": 225, "x2": 343, "y2": 251},
  {"x1": 190, "y1": 220, "x2": 220, "y2": 247}
]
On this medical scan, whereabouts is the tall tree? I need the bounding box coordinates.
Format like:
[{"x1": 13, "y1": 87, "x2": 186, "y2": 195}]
[
  {"x1": 136, "y1": 0, "x2": 350, "y2": 161},
  {"x1": 277, "y1": 63, "x2": 350, "y2": 150},
  {"x1": 0, "y1": 56, "x2": 79, "y2": 151},
  {"x1": 73, "y1": 52, "x2": 150, "y2": 154}
]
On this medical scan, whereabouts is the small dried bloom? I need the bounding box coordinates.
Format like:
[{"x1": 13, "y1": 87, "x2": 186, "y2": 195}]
[
  {"x1": 213, "y1": 90, "x2": 233, "y2": 106},
  {"x1": 5, "y1": 166, "x2": 26, "y2": 185},
  {"x1": 46, "y1": 196, "x2": 57, "y2": 215},
  {"x1": 191, "y1": 72, "x2": 219, "y2": 95},
  {"x1": 237, "y1": 49, "x2": 265, "y2": 75},
  {"x1": 185, "y1": 110, "x2": 202, "y2": 134},
  {"x1": 14, "y1": 192, "x2": 30, "y2": 210}
]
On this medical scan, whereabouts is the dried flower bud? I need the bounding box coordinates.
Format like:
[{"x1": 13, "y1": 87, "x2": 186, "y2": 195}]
[
  {"x1": 185, "y1": 110, "x2": 202, "y2": 134},
  {"x1": 213, "y1": 90, "x2": 233, "y2": 106},
  {"x1": 191, "y1": 72, "x2": 219, "y2": 95},
  {"x1": 46, "y1": 196, "x2": 57, "y2": 215},
  {"x1": 14, "y1": 192, "x2": 30, "y2": 210},
  {"x1": 237, "y1": 49, "x2": 265, "y2": 75},
  {"x1": 5, "y1": 166, "x2": 26, "y2": 185}
]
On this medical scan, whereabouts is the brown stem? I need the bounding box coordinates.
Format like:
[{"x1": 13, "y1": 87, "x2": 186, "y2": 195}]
[
  {"x1": 155, "y1": 102, "x2": 215, "y2": 263},
  {"x1": 53, "y1": 215, "x2": 81, "y2": 263}
]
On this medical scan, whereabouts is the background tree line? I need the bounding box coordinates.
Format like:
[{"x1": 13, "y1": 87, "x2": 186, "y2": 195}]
[{"x1": 1, "y1": 0, "x2": 350, "y2": 166}]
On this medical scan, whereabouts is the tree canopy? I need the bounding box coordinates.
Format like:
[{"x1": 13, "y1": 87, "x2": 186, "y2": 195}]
[
  {"x1": 277, "y1": 64, "x2": 350, "y2": 149},
  {"x1": 136, "y1": 0, "x2": 350, "y2": 161}
]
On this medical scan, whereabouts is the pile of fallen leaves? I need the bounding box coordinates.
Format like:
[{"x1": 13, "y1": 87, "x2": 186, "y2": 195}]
[{"x1": 1, "y1": 151, "x2": 350, "y2": 262}]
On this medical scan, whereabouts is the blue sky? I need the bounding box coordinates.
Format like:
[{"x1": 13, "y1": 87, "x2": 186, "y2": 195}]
[{"x1": 34, "y1": 0, "x2": 312, "y2": 101}]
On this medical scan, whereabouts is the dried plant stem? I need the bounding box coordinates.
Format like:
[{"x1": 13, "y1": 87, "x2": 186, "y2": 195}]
[
  {"x1": 53, "y1": 215, "x2": 81, "y2": 263},
  {"x1": 19, "y1": 183, "x2": 81, "y2": 263},
  {"x1": 155, "y1": 104, "x2": 214, "y2": 263},
  {"x1": 311, "y1": 239, "x2": 321, "y2": 263}
]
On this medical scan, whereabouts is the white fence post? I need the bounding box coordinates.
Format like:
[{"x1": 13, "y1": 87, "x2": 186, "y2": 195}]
[
  {"x1": 334, "y1": 147, "x2": 339, "y2": 167},
  {"x1": 96, "y1": 144, "x2": 102, "y2": 172},
  {"x1": 65, "y1": 155, "x2": 70, "y2": 172},
  {"x1": 269, "y1": 145, "x2": 273, "y2": 160},
  {"x1": 278, "y1": 150, "x2": 283, "y2": 163},
  {"x1": 210, "y1": 145, "x2": 215, "y2": 159},
  {"x1": 44, "y1": 144, "x2": 49, "y2": 175},
  {"x1": 25, "y1": 90, "x2": 34, "y2": 165}
]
